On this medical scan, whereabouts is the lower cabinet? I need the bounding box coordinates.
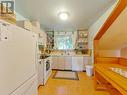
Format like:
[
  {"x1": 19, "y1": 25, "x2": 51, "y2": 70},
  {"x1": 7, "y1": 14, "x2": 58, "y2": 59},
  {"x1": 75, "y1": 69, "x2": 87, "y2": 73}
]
[
  {"x1": 64, "y1": 56, "x2": 72, "y2": 70},
  {"x1": 52, "y1": 56, "x2": 65, "y2": 70},
  {"x1": 57, "y1": 57, "x2": 65, "y2": 70},
  {"x1": 52, "y1": 56, "x2": 89, "y2": 71},
  {"x1": 72, "y1": 57, "x2": 84, "y2": 71},
  {"x1": 83, "y1": 57, "x2": 89, "y2": 70},
  {"x1": 52, "y1": 56, "x2": 58, "y2": 69}
]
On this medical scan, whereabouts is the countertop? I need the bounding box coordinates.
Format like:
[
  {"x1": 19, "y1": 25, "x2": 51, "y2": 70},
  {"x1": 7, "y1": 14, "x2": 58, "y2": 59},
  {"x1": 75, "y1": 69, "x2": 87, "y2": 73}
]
[
  {"x1": 50, "y1": 53, "x2": 90, "y2": 57},
  {"x1": 95, "y1": 63, "x2": 127, "y2": 95}
]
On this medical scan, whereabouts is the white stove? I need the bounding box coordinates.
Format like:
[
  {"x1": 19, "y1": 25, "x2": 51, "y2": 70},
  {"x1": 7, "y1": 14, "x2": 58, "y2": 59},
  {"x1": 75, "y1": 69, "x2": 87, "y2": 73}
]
[{"x1": 38, "y1": 56, "x2": 52, "y2": 86}]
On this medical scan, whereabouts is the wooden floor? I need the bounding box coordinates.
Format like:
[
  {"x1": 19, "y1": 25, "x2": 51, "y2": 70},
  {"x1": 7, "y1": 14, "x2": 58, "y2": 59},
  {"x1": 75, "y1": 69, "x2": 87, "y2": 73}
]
[{"x1": 38, "y1": 71, "x2": 110, "y2": 95}]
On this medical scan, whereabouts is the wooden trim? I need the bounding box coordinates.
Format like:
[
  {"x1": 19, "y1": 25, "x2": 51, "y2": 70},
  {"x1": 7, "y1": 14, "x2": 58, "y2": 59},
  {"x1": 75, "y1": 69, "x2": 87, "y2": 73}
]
[
  {"x1": 95, "y1": 57, "x2": 119, "y2": 64},
  {"x1": 96, "y1": 57, "x2": 119, "y2": 58},
  {"x1": 118, "y1": 58, "x2": 127, "y2": 66},
  {"x1": 94, "y1": 0, "x2": 127, "y2": 40},
  {"x1": 94, "y1": 0, "x2": 127, "y2": 64},
  {"x1": 118, "y1": 57, "x2": 127, "y2": 60},
  {"x1": 95, "y1": 57, "x2": 127, "y2": 66}
]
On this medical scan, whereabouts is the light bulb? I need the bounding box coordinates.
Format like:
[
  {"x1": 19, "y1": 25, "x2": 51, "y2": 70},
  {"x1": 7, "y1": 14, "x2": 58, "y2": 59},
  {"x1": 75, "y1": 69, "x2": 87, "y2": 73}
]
[{"x1": 59, "y1": 12, "x2": 69, "y2": 20}]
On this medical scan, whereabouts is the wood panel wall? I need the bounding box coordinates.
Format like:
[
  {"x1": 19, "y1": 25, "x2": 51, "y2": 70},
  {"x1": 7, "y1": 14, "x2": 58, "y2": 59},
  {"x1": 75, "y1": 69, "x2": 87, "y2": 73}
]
[
  {"x1": 118, "y1": 58, "x2": 127, "y2": 66},
  {"x1": 94, "y1": 0, "x2": 127, "y2": 64},
  {"x1": 95, "y1": 57, "x2": 127, "y2": 67},
  {"x1": 95, "y1": 57, "x2": 119, "y2": 64}
]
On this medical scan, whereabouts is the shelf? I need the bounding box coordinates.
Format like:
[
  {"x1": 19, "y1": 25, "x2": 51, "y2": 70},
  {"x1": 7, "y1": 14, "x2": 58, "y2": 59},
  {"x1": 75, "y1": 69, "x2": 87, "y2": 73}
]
[
  {"x1": 46, "y1": 31, "x2": 54, "y2": 49},
  {"x1": 76, "y1": 30, "x2": 88, "y2": 50}
]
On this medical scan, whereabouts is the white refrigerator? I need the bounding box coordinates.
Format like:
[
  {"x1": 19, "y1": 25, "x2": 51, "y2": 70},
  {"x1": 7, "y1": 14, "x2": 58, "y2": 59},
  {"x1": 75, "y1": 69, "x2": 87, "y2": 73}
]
[{"x1": 0, "y1": 20, "x2": 38, "y2": 95}]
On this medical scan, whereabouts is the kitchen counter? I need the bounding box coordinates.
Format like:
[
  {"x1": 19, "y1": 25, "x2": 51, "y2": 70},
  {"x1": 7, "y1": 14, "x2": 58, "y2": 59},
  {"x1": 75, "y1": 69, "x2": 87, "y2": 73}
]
[
  {"x1": 50, "y1": 52, "x2": 90, "y2": 57},
  {"x1": 95, "y1": 63, "x2": 127, "y2": 95},
  {"x1": 50, "y1": 54, "x2": 90, "y2": 57}
]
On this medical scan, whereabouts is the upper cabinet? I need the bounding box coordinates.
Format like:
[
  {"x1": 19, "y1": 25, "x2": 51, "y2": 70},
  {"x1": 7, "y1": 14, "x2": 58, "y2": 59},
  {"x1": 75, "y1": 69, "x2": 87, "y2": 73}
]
[
  {"x1": 75, "y1": 30, "x2": 89, "y2": 55},
  {"x1": 0, "y1": 1, "x2": 16, "y2": 24},
  {"x1": 16, "y1": 20, "x2": 47, "y2": 46},
  {"x1": 16, "y1": 20, "x2": 33, "y2": 31},
  {"x1": 38, "y1": 31, "x2": 47, "y2": 47},
  {"x1": 76, "y1": 30, "x2": 88, "y2": 49}
]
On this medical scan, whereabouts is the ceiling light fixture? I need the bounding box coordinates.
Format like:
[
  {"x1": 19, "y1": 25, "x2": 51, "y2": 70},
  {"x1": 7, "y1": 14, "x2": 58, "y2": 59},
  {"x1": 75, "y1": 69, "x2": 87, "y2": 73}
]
[{"x1": 58, "y1": 12, "x2": 69, "y2": 21}]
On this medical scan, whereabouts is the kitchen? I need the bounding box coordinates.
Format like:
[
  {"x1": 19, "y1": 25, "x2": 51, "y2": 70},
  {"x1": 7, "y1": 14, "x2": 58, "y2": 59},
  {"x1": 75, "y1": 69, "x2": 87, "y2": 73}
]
[{"x1": 1, "y1": 0, "x2": 127, "y2": 95}]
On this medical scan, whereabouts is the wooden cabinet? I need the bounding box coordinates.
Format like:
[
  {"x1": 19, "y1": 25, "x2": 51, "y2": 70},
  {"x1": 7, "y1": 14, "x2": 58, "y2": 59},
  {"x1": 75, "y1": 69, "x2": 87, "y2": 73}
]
[
  {"x1": 72, "y1": 57, "x2": 84, "y2": 71},
  {"x1": 64, "y1": 56, "x2": 72, "y2": 70},
  {"x1": 0, "y1": 4, "x2": 16, "y2": 24}
]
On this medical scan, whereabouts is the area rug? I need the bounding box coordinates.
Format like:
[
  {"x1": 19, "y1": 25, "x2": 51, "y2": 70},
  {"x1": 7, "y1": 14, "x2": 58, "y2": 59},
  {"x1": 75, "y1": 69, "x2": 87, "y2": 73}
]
[{"x1": 53, "y1": 70, "x2": 79, "y2": 80}]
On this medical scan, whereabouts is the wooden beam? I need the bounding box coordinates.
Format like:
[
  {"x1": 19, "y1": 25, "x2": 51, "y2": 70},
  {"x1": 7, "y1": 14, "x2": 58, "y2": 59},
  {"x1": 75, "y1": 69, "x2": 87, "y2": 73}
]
[{"x1": 94, "y1": 0, "x2": 127, "y2": 40}]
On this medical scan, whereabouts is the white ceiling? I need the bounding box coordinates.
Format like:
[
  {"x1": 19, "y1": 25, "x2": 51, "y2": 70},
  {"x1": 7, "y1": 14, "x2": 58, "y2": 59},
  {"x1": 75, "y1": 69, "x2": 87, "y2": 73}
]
[
  {"x1": 99, "y1": 7, "x2": 127, "y2": 50},
  {"x1": 15, "y1": 0, "x2": 116, "y2": 31}
]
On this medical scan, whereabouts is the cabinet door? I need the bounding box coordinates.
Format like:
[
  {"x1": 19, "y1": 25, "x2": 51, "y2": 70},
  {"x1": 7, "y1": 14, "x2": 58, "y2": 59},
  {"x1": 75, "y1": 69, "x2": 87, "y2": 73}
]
[
  {"x1": 38, "y1": 32, "x2": 47, "y2": 47},
  {"x1": 52, "y1": 56, "x2": 58, "y2": 69},
  {"x1": 77, "y1": 57, "x2": 84, "y2": 71},
  {"x1": 57, "y1": 57, "x2": 65, "y2": 70},
  {"x1": 72, "y1": 57, "x2": 83, "y2": 71},
  {"x1": 65, "y1": 56, "x2": 72, "y2": 70},
  {"x1": 83, "y1": 57, "x2": 89, "y2": 70}
]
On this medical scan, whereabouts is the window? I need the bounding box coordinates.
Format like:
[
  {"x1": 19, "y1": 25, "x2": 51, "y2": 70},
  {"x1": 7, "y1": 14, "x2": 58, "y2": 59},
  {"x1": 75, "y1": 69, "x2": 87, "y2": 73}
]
[{"x1": 55, "y1": 35, "x2": 73, "y2": 49}]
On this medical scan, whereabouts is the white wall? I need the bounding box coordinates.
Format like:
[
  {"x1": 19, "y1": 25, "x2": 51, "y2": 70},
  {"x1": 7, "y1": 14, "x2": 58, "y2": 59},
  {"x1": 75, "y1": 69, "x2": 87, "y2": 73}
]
[{"x1": 88, "y1": 1, "x2": 118, "y2": 63}]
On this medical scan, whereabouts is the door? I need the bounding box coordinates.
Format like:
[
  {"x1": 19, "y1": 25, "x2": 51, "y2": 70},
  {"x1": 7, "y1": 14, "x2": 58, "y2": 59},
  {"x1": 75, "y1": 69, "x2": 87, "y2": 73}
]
[{"x1": 65, "y1": 56, "x2": 72, "y2": 70}]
